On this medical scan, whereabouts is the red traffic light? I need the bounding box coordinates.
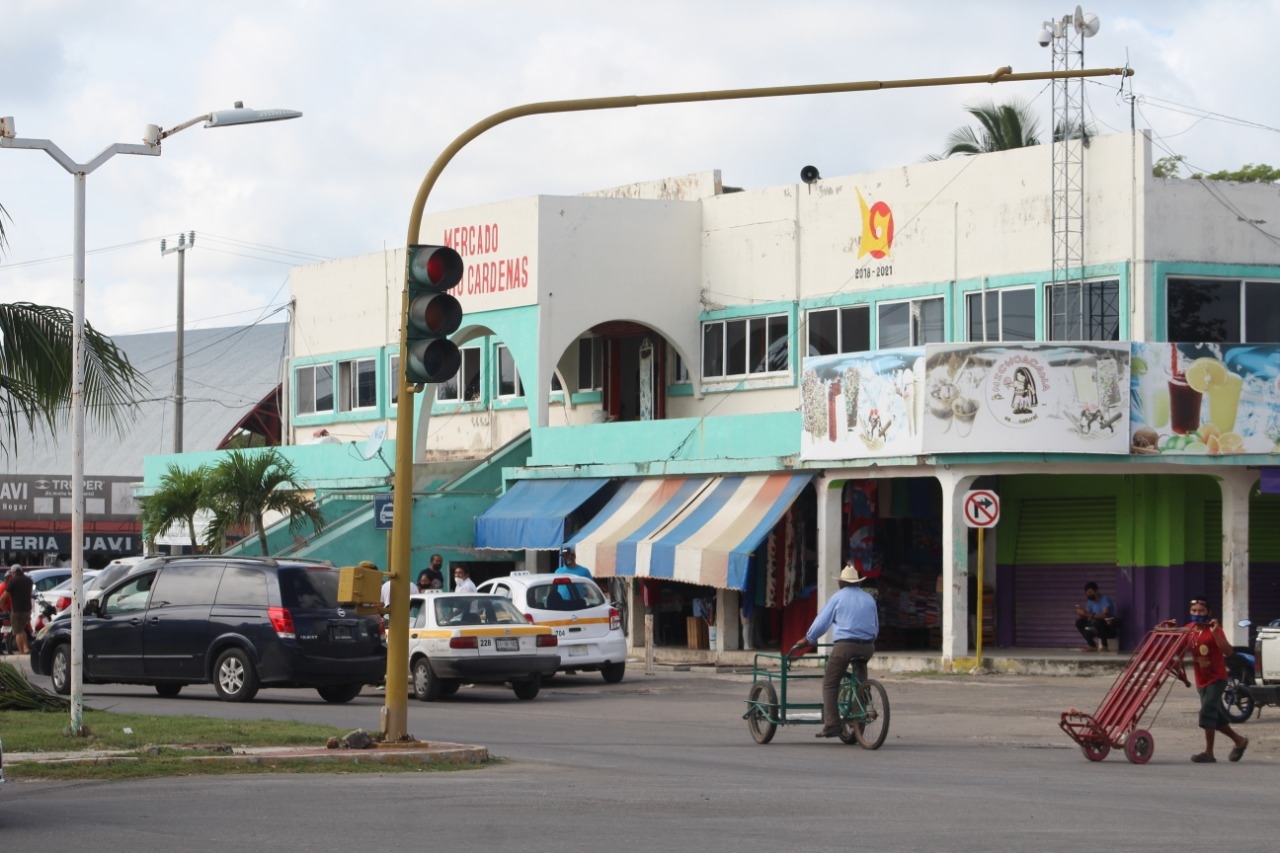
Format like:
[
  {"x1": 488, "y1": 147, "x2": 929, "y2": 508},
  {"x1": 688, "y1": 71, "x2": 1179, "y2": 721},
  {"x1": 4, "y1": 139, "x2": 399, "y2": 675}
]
[{"x1": 407, "y1": 245, "x2": 463, "y2": 291}]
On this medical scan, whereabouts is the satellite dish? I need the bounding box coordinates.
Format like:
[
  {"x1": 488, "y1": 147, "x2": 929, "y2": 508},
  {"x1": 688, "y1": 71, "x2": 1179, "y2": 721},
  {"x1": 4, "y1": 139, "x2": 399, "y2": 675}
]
[
  {"x1": 1073, "y1": 7, "x2": 1100, "y2": 37},
  {"x1": 800, "y1": 165, "x2": 821, "y2": 185},
  {"x1": 361, "y1": 424, "x2": 387, "y2": 461}
]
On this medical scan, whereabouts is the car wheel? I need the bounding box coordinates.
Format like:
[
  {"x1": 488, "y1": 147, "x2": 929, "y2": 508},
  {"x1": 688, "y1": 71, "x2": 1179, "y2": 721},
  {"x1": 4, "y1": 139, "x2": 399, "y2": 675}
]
[
  {"x1": 316, "y1": 683, "x2": 364, "y2": 704},
  {"x1": 438, "y1": 679, "x2": 461, "y2": 697},
  {"x1": 512, "y1": 673, "x2": 541, "y2": 700},
  {"x1": 50, "y1": 643, "x2": 72, "y2": 696},
  {"x1": 154, "y1": 684, "x2": 184, "y2": 698},
  {"x1": 213, "y1": 648, "x2": 260, "y2": 702},
  {"x1": 600, "y1": 661, "x2": 626, "y2": 684},
  {"x1": 412, "y1": 658, "x2": 442, "y2": 701}
]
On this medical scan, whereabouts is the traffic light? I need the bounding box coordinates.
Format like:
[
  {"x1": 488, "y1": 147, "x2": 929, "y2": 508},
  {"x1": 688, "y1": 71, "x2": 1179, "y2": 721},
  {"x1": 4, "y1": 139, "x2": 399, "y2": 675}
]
[{"x1": 404, "y1": 244, "x2": 464, "y2": 384}]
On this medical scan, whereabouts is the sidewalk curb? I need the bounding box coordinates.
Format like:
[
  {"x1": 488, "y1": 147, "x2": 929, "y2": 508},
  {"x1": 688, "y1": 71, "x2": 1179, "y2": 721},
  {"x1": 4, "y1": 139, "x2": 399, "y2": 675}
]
[{"x1": 7, "y1": 742, "x2": 489, "y2": 767}]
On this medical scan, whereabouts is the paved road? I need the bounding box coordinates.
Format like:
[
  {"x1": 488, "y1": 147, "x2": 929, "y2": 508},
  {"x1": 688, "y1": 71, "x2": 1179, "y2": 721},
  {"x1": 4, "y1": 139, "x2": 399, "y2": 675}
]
[{"x1": 3, "y1": 667, "x2": 1276, "y2": 851}]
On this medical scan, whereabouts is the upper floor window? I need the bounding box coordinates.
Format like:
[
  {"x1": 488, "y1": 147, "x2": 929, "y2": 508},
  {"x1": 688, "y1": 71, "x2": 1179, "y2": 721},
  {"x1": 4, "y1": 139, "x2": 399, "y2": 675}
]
[
  {"x1": 967, "y1": 288, "x2": 1035, "y2": 342},
  {"x1": 578, "y1": 337, "x2": 603, "y2": 392},
  {"x1": 808, "y1": 305, "x2": 871, "y2": 355},
  {"x1": 1168, "y1": 277, "x2": 1280, "y2": 342},
  {"x1": 1046, "y1": 280, "x2": 1119, "y2": 341},
  {"x1": 437, "y1": 346, "x2": 482, "y2": 403},
  {"x1": 388, "y1": 354, "x2": 400, "y2": 406},
  {"x1": 496, "y1": 344, "x2": 524, "y2": 398},
  {"x1": 702, "y1": 314, "x2": 789, "y2": 379},
  {"x1": 878, "y1": 297, "x2": 943, "y2": 348},
  {"x1": 669, "y1": 345, "x2": 691, "y2": 385},
  {"x1": 338, "y1": 358, "x2": 377, "y2": 412},
  {"x1": 296, "y1": 364, "x2": 334, "y2": 415}
]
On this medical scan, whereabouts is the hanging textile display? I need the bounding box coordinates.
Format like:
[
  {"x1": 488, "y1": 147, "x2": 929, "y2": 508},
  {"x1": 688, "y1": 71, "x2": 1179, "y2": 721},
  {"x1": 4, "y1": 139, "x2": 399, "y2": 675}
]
[
  {"x1": 638, "y1": 338, "x2": 655, "y2": 421},
  {"x1": 844, "y1": 480, "x2": 880, "y2": 579}
]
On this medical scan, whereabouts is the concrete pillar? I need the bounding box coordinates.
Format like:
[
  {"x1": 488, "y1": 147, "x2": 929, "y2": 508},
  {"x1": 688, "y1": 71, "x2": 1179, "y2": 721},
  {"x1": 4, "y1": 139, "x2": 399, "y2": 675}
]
[
  {"x1": 1220, "y1": 469, "x2": 1259, "y2": 645},
  {"x1": 938, "y1": 470, "x2": 977, "y2": 663},
  {"x1": 813, "y1": 473, "x2": 845, "y2": 642},
  {"x1": 717, "y1": 588, "x2": 741, "y2": 651}
]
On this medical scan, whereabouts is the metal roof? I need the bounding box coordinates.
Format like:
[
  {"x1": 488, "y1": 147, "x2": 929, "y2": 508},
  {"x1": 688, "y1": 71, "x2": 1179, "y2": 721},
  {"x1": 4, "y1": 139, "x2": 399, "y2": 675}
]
[{"x1": 1, "y1": 323, "x2": 288, "y2": 477}]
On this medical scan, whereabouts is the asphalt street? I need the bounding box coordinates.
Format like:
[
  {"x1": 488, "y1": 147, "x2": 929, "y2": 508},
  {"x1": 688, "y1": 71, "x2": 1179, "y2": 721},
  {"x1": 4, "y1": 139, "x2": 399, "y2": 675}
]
[{"x1": 2, "y1": 665, "x2": 1275, "y2": 851}]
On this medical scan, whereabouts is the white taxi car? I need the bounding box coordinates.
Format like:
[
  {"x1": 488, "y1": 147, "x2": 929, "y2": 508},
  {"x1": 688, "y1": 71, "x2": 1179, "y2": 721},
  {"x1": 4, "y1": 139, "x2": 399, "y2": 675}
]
[
  {"x1": 407, "y1": 592, "x2": 560, "y2": 701},
  {"x1": 476, "y1": 572, "x2": 628, "y2": 683}
]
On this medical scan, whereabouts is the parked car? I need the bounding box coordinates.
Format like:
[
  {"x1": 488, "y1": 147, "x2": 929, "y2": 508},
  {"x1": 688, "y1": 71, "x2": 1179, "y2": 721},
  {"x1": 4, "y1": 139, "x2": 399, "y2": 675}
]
[
  {"x1": 29, "y1": 555, "x2": 386, "y2": 703},
  {"x1": 475, "y1": 571, "x2": 627, "y2": 683},
  {"x1": 407, "y1": 592, "x2": 559, "y2": 701},
  {"x1": 33, "y1": 571, "x2": 102, "y2": 620},
  {"x1": 2, "y1": 568, "x2": 75, "y2": 654}
]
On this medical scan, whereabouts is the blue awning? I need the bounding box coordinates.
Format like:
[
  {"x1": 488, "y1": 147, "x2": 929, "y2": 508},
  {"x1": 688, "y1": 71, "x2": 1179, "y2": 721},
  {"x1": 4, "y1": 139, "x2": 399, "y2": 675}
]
[{"x1": 474, "y1": 478, "x2": 612, "y2": 551}]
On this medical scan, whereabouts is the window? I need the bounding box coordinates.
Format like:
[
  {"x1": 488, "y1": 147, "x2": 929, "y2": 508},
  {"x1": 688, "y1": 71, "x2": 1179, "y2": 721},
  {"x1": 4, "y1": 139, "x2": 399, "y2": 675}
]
[
  {"x1": 702, "y1": 314, "x2": 790, "y2": 379},
  {"x1": 1167, "y1": 277, "x2": 1280, "y2": 342},
  {"x1": 878, "y1": 297, "x2": 944, "y2": 348},
  {"x1": 578, "y1": 337, "x2": 603, "y2": 391},
  {"x1": 388, "y1": 354, "x2": 400, "y2": 406},
  {"x1": 669, "y1": 346, "x2": 691, "y2": 384},
  {"x1": 338, "y1": 358, "x2": 377, "y2": 412},
  {"x1": 296, "y1": 364, "x2": 334, "y2": 415},
  {"x1": 148, "y1": 564, "x2": 224, "y2": 609},
  {"x1": 967, "y1": 288, "x2": 1035, "y2": 342},
  {"x1": 1046, "y1": 280, "x2": 1119, "y2": 341},
  {"x1": 808, "y1": 305, "x2": 871, "y2": 355},
  {"x1": 103, "y1": 572, "x2": 155, "y2": 615},
  {"x1": 436, "y1": 346, "x2": 482, "y2": 402},
  {"x1": 495, "y1": 344, "x2": 524, "y2": 398}
]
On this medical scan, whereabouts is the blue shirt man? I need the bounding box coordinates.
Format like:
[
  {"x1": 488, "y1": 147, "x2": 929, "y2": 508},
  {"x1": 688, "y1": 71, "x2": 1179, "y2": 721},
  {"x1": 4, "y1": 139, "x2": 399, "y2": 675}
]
[
  {"x1": 794, "y1": 564, "x2": 879, "y2": 739},
  {"x1": 555, "y1": 545, "x2": 593, "y2": 579},
  {"x1": 1075, "y1": 581, "x2": 1118, "y2": 651}
]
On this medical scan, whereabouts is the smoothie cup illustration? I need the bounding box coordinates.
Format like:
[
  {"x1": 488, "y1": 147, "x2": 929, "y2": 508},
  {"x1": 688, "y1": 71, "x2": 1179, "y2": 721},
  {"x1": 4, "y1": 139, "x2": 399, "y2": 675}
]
[
  {"x1": 1184, "y1": 357, "x2": 1244, "y2": 433},
  {"x1": 1168, "y1": 373, "x2": 1202, "y2": 435}
]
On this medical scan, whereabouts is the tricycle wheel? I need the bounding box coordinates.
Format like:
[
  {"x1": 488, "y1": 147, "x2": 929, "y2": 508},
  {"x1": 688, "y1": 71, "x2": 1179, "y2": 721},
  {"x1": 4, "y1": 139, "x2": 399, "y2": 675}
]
[
  {"x1": 746, "y1": 681, "x2": 778, "y2": 744},
  {"x1": 1124, "y1": 729, "x2": 1154, "y2": 765},
  {"x1": 1082, "y1": 740, "x2": 1110, "y2": 762},
  {"x1": 852, "y1": 679, "x2": 890, "y2": 750}
]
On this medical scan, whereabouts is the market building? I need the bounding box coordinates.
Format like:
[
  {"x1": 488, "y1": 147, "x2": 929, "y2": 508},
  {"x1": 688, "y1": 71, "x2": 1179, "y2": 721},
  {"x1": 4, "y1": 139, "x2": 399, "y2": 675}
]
[{"x1": 142, "y1": 129, "x2": 1280, "y2": 664}]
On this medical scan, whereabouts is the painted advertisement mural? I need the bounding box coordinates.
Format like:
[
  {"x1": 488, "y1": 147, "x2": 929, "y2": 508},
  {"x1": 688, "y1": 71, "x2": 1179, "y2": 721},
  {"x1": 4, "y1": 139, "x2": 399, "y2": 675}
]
[
  {"x1": 1130, "y1": 343, "x2": 1280, "y2": 456},
  {"x1": 801, "y1": 342, "x2": 1132, "y2": 459}
]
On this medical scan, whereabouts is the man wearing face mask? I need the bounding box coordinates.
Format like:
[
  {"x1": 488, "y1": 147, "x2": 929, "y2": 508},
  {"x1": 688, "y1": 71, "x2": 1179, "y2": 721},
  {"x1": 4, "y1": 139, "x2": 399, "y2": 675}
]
[
  {"x1": 1074, "y1": 581, "x2": 1118, "y2": 652},
  {"x1": 1185, "y1": 598, "x2": 1249, "y2": 763}
]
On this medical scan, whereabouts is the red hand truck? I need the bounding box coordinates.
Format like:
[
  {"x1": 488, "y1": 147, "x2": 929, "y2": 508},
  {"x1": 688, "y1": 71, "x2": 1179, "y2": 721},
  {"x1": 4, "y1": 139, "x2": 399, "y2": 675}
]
[{"x1": 1059, "y1": 621, "x2": 1190, "y2": 764}]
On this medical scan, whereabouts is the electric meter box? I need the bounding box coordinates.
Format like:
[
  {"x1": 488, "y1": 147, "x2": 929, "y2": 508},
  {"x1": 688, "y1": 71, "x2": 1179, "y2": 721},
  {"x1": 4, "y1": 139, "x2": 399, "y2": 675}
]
[{"x1": 337, "y1": 561, "x2": 384, "y2": 612}]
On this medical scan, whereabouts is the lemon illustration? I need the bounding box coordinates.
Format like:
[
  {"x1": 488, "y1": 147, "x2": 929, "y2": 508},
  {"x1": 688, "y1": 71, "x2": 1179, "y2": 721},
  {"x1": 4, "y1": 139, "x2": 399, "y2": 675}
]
[
  {"x1": 1182, "y1": 440, "x2": 1210, "y2": 455},
  {"x1": 1197, "y1": 423, "x2": 1222, "y2": 442},
  {"x1": 1218, "y1": 432, "x2": 1245, "y2": 453},
  {"x1": 1185, "y1": 357, "x2": 1226, "y2": 392},
  {"x1": 1131, "y1": 356, "x2": 1148, "y2": 377}
]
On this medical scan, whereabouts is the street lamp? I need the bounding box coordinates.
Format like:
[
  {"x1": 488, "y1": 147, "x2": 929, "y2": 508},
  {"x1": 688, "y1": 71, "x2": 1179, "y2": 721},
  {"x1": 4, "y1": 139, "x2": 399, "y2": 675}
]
[{"x1": 0, "y1": 103, "x2": 301, "y2": 733}]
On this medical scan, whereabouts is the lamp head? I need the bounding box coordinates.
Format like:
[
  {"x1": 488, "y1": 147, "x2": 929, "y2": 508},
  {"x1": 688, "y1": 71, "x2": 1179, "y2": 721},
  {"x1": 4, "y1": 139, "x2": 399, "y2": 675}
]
[{"x1": 205, "y1": 103, "x2": 303, "y2": 129}]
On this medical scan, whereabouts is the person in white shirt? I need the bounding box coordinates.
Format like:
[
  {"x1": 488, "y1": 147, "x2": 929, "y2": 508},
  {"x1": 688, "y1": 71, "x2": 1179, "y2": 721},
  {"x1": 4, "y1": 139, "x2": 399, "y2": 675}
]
[{"x1": 453, "y1": 566, "x2": 477, "y2": 593}]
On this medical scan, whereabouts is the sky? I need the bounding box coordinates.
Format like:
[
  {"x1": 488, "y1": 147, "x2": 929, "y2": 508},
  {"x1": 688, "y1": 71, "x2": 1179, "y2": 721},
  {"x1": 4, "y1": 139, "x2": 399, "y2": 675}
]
[{"x1": 2, "y1": 0, "x2": 1279, "y2": 337}]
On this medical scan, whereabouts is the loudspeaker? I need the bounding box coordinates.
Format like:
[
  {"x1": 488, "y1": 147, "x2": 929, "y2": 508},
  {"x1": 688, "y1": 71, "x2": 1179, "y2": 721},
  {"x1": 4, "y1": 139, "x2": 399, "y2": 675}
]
[{"x1": 800, "y1": 165, "x2": 821, "y2": 184}]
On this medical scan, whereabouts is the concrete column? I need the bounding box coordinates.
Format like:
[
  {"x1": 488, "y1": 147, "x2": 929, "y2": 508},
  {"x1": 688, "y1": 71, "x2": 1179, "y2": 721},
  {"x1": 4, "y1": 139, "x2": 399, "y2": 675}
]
[
  {"x1": 717, "y1": 588, "x2": 741, "y2": 651},
  {"x1": 938, "y1": 470, "x2": 977, "y2": 663},
  {"x1": 1220, "y1": 469, "x2": 1259, "y2": 645},
  {"x1": 813, "y1": 474, "x2": 844, "y2": 642}
]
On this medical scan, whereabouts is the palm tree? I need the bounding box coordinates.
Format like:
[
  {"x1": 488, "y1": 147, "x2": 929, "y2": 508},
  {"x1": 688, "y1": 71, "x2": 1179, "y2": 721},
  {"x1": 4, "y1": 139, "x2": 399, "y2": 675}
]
[
  {"x1": 201, "y1": 449, "x2": 324, "y2": 555},
  {"x1": 139, "y1": 463, "x2": 208, "y2": 553},
  {"x1": 929, "y1": 99, "x2": 1043, "y2": 159}
]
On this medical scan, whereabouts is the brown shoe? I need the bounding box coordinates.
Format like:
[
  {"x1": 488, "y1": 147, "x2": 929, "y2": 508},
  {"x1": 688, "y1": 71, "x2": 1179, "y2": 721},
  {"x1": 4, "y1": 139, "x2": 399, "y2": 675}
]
[
  {"x1": 1229, "y1": 738, "x2": 1249, "y2": 762},
  {"x1": 815, "y1": 727, "x2": 841, "y2": 738}
]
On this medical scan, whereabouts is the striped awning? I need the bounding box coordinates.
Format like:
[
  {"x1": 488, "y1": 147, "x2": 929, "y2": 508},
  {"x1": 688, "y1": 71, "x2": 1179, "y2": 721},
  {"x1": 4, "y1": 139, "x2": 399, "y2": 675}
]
[
  {"x1": 474, "y1": 478, "x2": 612, "y2": 551},
  {"x1": 568, "y1": 473, "x2": 812, "y2": 591}
]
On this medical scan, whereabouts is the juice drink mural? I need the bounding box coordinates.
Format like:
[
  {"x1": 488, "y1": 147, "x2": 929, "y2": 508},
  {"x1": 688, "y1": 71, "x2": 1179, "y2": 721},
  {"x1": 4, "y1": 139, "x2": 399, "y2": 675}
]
[{"x1": 1168, "y1": 374, "x2": 1202, "y2": 435}]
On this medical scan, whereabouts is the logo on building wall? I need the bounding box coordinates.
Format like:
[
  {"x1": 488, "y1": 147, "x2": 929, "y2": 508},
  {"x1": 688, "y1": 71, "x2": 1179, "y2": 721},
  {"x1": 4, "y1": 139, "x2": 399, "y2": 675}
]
[{"x1": 857, "y1": 189, "x2": 894, "y2": 260}]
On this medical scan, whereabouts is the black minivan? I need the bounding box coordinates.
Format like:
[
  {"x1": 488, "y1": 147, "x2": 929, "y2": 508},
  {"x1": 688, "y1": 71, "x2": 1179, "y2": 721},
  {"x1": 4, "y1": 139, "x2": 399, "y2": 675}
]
[{"x1": 30, "y1": 556, "x2": 386, "y2": 703}]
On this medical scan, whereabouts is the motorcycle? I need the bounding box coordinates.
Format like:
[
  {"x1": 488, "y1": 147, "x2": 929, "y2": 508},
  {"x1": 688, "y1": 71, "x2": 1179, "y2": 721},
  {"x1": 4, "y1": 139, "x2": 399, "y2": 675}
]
[{"x1": 1222, "y1": 618, "x2": 1280, "y2": 723}]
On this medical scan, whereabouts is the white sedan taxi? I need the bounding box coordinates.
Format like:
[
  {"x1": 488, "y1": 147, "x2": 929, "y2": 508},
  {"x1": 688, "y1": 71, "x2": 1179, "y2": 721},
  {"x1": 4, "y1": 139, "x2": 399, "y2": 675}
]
[
  {"x1": 407, "y1": 593, "x2": 560, "y2": 701},
  {"x1": 476, "y1": 572, "x2": 628, "y2": 683}
]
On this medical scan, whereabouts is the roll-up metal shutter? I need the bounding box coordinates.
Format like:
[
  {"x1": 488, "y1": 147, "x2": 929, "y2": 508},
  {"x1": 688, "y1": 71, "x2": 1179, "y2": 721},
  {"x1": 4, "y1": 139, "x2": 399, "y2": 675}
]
[
  {"x1": 1250, "y1": 496, "x2": 1280, "y2": 619},
  {"x1": 1013, "y1": 497, "x2": 1117, "y2": 647}
]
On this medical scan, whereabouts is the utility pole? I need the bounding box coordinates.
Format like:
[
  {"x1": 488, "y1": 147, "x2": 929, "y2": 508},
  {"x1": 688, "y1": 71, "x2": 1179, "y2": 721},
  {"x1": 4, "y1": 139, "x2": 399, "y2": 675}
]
[{"x1": 161, "y1": 231, "x2": 195, "y2": 453}]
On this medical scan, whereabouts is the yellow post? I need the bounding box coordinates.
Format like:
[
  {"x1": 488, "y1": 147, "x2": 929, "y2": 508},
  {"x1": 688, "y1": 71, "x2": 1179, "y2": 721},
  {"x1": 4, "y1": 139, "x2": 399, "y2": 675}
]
[{"x1": 381, "y1": 63, "x2": 1135, "y2": 740}]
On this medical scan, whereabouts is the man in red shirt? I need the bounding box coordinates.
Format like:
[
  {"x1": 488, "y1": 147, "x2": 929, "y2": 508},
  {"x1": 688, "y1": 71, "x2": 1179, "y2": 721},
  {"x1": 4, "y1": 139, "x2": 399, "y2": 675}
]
[{"x1": 1186, "y1": 598, "x2": 1249, "y2": 762}]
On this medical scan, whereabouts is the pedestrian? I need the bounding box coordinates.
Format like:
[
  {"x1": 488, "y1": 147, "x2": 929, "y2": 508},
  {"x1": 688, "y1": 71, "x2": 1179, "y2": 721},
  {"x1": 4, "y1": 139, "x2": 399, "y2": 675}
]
[
  {"x1": 555, "y1": 545, "x2": 592, "y2": 579},
  {"x1": 1186, "y1": 598, "x2": 1249, "y2": 763},
  {"x1": 453, "y1": 565, "x2": 476, "y2": 593},
  {"x1": 4, "y1": 565, "x2": 35, "y2": 655},
  {"x1": 1075, "y1": 581, "x2": 1119, "y2": 652},
  {"x1": 790, "y1": 563, "x2": 879, "y2": 739},
  {"x1": 418, "y1": 554, "x2": 445, "y2": 591}
]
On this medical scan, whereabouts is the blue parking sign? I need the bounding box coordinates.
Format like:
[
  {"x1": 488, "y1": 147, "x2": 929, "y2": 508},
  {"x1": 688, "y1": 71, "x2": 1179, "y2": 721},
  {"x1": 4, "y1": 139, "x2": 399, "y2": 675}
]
[{"x1": 373, "y1": 493, "x2": 394, "y2": 530}]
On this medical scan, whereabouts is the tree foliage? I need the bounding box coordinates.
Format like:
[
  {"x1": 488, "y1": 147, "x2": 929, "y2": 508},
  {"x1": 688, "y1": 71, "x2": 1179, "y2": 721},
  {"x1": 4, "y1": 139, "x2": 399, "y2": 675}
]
[
  {"x1": 1153, "y1": 155, "x2": 1280, "y2": 184},
  {"x1": 139, "y1": 463, "x2": 208, "y2": 552},
  {"x1": 928, "y1": 99, "x2": 1043, "y2": 159},
  {"x1": 201, "y1": 449, "x2": 324, "y2": 555}
]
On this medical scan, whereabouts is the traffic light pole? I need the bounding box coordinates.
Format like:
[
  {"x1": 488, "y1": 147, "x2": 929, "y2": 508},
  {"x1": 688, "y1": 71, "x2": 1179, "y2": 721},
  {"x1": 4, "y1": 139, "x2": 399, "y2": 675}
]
[{"x1": 382, "y1": 63, "x2": 1134, "y2": 741}]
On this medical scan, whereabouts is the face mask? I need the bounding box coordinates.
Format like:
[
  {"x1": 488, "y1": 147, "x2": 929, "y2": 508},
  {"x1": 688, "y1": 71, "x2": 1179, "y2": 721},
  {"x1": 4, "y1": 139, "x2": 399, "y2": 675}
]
[{"x1": 1190, "y1": 613, "x2": 1209, "y2": 623}]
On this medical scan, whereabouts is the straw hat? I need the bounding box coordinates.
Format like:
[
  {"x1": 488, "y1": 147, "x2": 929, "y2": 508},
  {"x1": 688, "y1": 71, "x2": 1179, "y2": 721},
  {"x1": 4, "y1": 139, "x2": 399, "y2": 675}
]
[{"x1": 838, "y1": 564, "x2": 866, "y2": 584}]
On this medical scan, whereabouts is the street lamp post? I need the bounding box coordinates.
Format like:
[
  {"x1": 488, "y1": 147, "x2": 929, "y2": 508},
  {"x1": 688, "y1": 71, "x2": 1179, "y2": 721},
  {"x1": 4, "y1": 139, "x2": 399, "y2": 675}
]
[
  {"x1": 0, "y1": 103, "x2": 301, "y2": 733},
  {"x1": 161, "y1": 231, "x2": 196, "y2": 453},
  {"x1": 380, "y1": 64, "x2": 1134, "y2": 742}
]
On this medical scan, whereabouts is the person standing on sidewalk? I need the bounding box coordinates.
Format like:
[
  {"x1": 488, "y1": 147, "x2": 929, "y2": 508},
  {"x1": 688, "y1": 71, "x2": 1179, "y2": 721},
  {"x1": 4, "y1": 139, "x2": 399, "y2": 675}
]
[
  {"x1": 790, "y1": 564, "x2": 878, "y2": 739},
  {"x1": 3, "y1": 566, "x2": 34, "y2": 655},
  {"x1": 453, "y1": 566, "x2": 477, "y2": 593},
  {"x1": 1186, "y1": 598, "x2": 1249, "y2": 763}
]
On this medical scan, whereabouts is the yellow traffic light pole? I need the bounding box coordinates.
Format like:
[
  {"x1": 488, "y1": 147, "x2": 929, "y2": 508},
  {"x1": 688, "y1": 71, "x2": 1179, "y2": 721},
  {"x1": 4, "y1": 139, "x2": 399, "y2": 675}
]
[{"x1": 382, "y1": 63, "x2": 1133, "y2": 741}]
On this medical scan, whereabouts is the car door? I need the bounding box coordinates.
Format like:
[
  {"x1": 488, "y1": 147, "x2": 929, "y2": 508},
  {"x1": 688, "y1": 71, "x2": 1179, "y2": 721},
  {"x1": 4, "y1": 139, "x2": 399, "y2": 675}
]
[
  {"x1": 142, "y1": 563, "x2": 223, "y2": 680},
  {"x1": 85, "y1": 571, "x2": 157, "y2": 680}
]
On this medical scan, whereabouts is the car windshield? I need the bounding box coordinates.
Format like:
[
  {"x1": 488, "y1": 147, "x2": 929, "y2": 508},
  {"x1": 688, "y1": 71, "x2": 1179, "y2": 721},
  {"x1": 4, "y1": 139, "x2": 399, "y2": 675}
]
[
  {"x1": 528, "y1": 579, "x2": 606, "y2": 611},
  {"x1": 435, "y1": 595, "x2": 527, "y2": 626}
]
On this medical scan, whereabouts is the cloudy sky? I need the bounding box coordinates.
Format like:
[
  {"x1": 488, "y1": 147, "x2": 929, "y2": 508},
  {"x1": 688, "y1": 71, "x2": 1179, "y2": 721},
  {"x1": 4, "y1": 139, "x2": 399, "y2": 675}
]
[{"x1": 2, "y1": 0, "x2": 1277, "y2": 336}]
